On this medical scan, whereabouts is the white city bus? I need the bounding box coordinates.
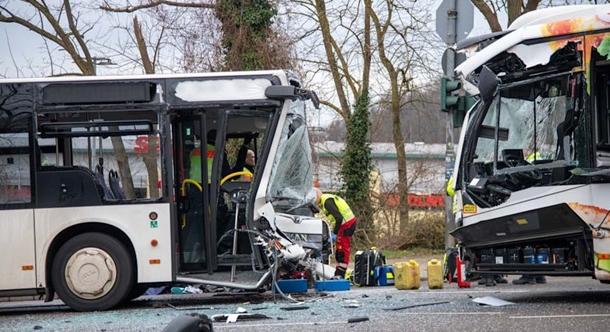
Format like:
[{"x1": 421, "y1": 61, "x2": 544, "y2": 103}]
[
  {"x1": 0, "y1": 70, "x2": 329, "y2": 311},
  {"x1": 450, "y1": 5, "x2": 610, "y2": 281}
]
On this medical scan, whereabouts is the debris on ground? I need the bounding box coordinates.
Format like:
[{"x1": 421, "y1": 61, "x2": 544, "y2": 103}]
[
  {"x1": 211, "y1": 313, "x2": 271, "y2": 323},
  {"x1": 472, "y1": 296, "x2": 514, "y2": 307},
  {"x1": 251, "y1": 306, "x2": 269, "y2": 311},
  {"x1": 383, "y1": 301, "x2": 450, "y2": 311},
  {"x1": 162, "y1": 314, "x2": 213, "y2": 332},
  {"x1": 343, "y1": 300, "x2": 360, "y2": 308},
  {"x1": 170, "y1": 285, "x2": 203, "y2": 295},
  {"x1": 144, "y1": 286, "x2": 167, "y2": 296},
  {"x1": 280, "y1": 305, "x2": 309, "y2": 311},
  {"x1": 347, "y1": 316, "x2": 369, "y2": 323},
  {"x1": 236, "y1": 307, "x2": 248, "y2": 313},
  {"x1": 166, "y1": 303, "x2": 215, "y2": 311}
]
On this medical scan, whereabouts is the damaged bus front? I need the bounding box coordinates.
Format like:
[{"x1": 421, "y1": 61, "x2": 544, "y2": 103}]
[{"x1": 450, "y1": 5, "x2": 610, "y2": 281}]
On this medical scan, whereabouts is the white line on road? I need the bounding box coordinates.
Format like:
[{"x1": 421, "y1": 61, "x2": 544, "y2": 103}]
[
  {"x1": 215, "y1": 312, "x2": 506, "y2": 328},
  {"x1": 397, "y1": 312, "x2": 504, "y2": 315},
  {"x1": 413, "y1": 290, "x2": 530, "y2": 294},
  {"x1": 215, "y1": 321, "x2": 346, "y2": 328},
  {"x1": 511, "y1": 314, "x2": 610, "y2": 319}
]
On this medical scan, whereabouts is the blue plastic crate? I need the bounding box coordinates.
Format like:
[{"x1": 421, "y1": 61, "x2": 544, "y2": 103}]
[
  {"x1": 315, "y1": 279, "x2": 351, "y2": 291},
  {"x1": 274, "y1": 279, "x2": 308, "y2": 293}
]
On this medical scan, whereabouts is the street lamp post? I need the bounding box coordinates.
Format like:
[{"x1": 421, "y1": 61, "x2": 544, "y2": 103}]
[{"x1": 92, "y1": 56, "x2": 116, "y2": 75}]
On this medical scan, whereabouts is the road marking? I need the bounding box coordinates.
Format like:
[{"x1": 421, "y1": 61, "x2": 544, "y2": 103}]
[
  {"x1": 215, "y1": 321, "x2": 346, "y2": 328},
  {"x1": 397, "y1": 312, "x2": 504, "y2": 315},
  {"x1": 413, "y1": 290, "x2": 530, "y2": 294},
  {"x1": 511, "y1": 314, "x2": 610, "y2": 319},
  {"x1": 215, "y1": 312, "x2": 505, "y2": 328}
]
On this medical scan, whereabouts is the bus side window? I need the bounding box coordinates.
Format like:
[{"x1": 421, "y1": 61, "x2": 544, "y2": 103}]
[{"x1": 0, "y1": 125, "x2": 31, "y2": 205}]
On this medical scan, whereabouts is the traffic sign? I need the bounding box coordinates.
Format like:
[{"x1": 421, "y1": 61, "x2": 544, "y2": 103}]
[{"x1": 435, "y1": 0, "x2": 474, "y2": 44}]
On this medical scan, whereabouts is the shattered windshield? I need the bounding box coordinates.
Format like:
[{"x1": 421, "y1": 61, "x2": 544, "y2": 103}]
[
  {"x1": 473, "y1": 74, "x2": 577, "y2": 170},
  {"x1": 267, "y1": 99, "x2": 315, "y2": 210}
]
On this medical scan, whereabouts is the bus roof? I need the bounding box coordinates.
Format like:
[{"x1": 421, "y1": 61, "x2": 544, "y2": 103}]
[
  {"x1": 455, "y1": 4, "x2": 610, "y2": 89},
  {"x1": 0, "y1": 69, "x2": 290, "y2": 85}
]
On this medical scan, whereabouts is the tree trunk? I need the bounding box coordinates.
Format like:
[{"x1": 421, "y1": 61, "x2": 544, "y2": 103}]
[
  {"x1": 314, "y1": 0, "x2": 352, "y2": 120},
  {"x1": 111, "y1": 135, "x2": 136, "y2": 199},
  {"x1": 389, "y1": 76, "x2": 409, "y2": 236},
  {"x1": 470, "y1": 0, "x2": 503, "y2": 32},
  {"x1": 133, "y1": 16, "x2": 160, "y2": 198},
  {"x1": 506, "y1": 0, "x2": 522, "y2": 27},
  {"x1": 143, "y1": 135, "x2": 160, "y2": 198},
  {"x1": 342, "y1": 92, "x2": 373, "y2": 245}
]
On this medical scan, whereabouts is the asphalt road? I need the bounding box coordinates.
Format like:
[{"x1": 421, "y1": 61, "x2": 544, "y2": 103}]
[{"x1": 2, "y1": 276, "x2": 610, "y2": 332}]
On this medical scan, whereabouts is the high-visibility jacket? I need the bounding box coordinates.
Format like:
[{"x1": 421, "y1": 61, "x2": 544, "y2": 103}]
[
  {"x1": 189, "y1": 144, "x2": 216, "y2": 183},
  {"x1": 320, "y1": 194, "x2": 355, "y2": 227},
  {"x1": 446, "y1": 176, "x2": 455, "y2": 197},
  {"x1": 526, "y1": 151, "x2": 541, "y2": 163}
]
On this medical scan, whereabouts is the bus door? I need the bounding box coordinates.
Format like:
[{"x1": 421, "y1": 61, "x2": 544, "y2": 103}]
[
  {"x1": 173, "y1": 110, "x2": 226, "y2": 273},
  {"x1": 214, "y1": 111, "x2": 273, "y2": 273},
  {"x1": 0, "y1": 112, "x2": 36, "y2": 290}
]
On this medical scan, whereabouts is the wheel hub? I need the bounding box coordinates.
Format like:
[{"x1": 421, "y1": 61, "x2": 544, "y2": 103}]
[{"x1": 65, "y1": 247, "x2": 117, "y2": 300}]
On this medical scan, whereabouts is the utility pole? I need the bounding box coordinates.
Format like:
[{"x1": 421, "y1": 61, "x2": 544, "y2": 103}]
[{"x1": 435, "y1": 0, "x2": 473, "y2": 249}]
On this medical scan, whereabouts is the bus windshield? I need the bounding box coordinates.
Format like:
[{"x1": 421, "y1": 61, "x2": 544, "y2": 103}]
[{"x1": 266, "y1": 99, "x2": 315, "y2": 211}]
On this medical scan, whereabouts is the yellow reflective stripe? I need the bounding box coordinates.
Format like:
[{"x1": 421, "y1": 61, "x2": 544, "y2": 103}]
[{"x1": 320, "y1": 194, "x2": 355, "y2": 222}]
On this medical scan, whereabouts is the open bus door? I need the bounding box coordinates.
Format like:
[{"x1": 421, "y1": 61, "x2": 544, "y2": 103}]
[
  {"x1": 173, "y1": 108, "x2": 274, "y2": 277},
  {"x1": 173, "y1": 111, "x2": 215, "y2": 273}
]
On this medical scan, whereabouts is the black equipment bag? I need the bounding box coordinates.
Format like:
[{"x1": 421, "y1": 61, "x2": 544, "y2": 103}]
[{"x1": 353, "y1": 248, "x2": 385, "y2": 286}]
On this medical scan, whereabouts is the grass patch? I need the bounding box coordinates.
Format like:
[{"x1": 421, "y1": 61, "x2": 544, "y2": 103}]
[{"x1": 381, "y1": 248, "x2": 445, "y2": 260}]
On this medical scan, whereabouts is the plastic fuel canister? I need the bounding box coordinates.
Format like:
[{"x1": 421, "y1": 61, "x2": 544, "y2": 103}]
[
  {"x1": 394, "y1": 260, "x2": 420, "y2": 290},
  {"x1": 427, "y1": 259, "x2": 443, "y2": 289}
]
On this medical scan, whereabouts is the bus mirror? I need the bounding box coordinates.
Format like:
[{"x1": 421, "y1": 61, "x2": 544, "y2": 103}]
[
  {"x1": 265, "y1": 86, "x2": 320, "y2": 109},
  {"x1": 478, "y1": 65, "x2": 499, "y2": 105},
  {"x1": 265, "y1": 86, "x2": 296, "y2": 100},
  {"x1": 309, "y1": 91, "x2": 320, "y2": 109}
]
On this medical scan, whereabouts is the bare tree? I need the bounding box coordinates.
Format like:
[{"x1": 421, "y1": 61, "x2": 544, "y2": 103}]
[
  {"x1": 101, "y1": 0, "x2": 296, "y2": 71},
  {"x1": 132, "y1": 16, "x2": 161, "y2": 198},
  {"x1": 0, "y1": 1, "x2": 136, "y2": 198},
  {"x1": 471, "y1": 0, "x2": 541, "y2": 32}
]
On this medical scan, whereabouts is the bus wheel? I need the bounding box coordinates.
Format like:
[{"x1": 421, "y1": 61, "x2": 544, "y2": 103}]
[{"x1": 52, "y1": 232, "x2": 134, "y2": 311}]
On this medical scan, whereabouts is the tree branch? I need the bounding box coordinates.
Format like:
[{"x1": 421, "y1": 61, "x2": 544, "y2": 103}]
[
  {"x1": 133, "y1": 16, "x2": 155, "y2": 74},
  {"x1": 100, "y1": 0, "x2": 215, "y2": 13},
  {"x1": 470, "y1": 0, "x2": 502, "y2": 32},
  {"x1": 64, "y1": 0, "x2": 93, "y2": 69}
]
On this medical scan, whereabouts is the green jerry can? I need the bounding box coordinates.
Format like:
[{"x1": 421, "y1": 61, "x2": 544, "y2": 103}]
[{"x1": 427, "y1": 259, "x2": 443, "y2": 289}]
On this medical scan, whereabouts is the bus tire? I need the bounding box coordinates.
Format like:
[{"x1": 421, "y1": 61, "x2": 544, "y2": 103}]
[{"x1": 51, "y1": 232, "x2": 134, "y2": 311}]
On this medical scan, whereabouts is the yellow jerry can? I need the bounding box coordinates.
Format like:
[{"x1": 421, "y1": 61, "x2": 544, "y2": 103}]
[
  {"x1": 394, "y1": 260, "x2": 420, "y2": 290},
  {"x1": 427, "y1": 259, "x2": 443, "y2": 289}
]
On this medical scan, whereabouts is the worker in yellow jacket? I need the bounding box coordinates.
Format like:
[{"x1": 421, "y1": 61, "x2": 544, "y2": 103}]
[{"x1": 315, "y1": 189, "x2": 357, "y2": 278}]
